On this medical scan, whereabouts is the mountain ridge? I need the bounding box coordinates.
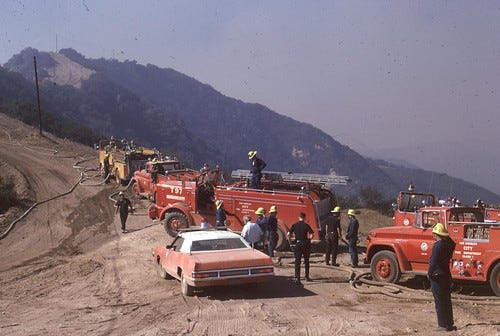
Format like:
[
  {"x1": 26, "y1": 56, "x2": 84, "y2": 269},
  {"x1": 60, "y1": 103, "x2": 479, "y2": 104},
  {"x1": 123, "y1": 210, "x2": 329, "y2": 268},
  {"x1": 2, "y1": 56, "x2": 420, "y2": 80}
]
[{"x1": 2, "y1": 47, "x2": 499, "y2": 205}]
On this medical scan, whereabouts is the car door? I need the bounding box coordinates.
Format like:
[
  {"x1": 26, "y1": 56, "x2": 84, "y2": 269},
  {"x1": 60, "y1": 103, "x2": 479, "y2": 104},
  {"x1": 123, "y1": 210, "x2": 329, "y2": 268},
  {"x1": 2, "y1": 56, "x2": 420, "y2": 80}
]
[{"x1": 163, "y1": 237, "x2": 185, "y2": 278}]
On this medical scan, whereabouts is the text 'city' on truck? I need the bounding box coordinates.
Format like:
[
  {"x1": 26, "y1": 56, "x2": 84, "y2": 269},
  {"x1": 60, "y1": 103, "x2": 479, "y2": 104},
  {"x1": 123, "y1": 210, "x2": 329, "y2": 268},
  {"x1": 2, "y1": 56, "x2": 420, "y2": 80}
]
[
  {"x1": 365, "y1": 190, "x2": 500, "y2": 296},
  {"x1": 135, "y1": 166, "x2": 351, "y2": 252}
]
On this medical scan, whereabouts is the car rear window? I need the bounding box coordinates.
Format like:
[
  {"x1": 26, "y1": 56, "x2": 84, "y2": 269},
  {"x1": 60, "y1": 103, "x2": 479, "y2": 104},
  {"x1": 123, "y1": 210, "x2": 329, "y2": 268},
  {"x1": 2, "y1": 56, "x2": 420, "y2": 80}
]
[{"x1": 190, "y1": 238, "x2": 247, "y2": 252}]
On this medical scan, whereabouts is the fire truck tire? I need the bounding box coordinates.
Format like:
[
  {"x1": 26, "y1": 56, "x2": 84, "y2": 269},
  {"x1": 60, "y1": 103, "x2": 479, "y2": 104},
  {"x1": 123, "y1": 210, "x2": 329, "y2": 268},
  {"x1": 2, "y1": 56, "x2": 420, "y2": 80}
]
[
  {"x1": 114, "y1": 169, "x2": 121, "y2": 185},
  {"x1": 99, "y1": 163, "x2": 105, "y2": 178},
  {"x1": 370, "y1": 251, "x2": 401, "y2": 283},
  {"x1": 275, "y1": 227, "x2": 289, "y2": 251},
  {"x1": 163, "y1": 212, "x2": 189, "y2": 237},
  {"x1": 489, "y1": 263, "x2": 500, "y2": 296},
  {"x1": 181, "y1": 274, "x2": 194, "y2": 296}
]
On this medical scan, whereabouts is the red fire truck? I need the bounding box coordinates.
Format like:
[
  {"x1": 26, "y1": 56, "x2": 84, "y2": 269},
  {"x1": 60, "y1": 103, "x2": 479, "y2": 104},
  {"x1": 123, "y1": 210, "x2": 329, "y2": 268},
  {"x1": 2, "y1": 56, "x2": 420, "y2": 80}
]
[
  {"x1": 133, "y1": 158, "x2": 184, "y2": 201},
  {"x1": 147, "y1": 168, "x2": 350, "y2": 251},
  {"x1": 365, "y1": 191, "x2": 500, "y2": 296}
]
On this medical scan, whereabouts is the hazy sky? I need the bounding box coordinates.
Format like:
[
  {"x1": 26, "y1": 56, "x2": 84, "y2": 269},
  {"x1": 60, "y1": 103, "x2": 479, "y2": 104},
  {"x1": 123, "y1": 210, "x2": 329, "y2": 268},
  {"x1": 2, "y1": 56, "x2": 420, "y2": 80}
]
[{"x1": 1, "y1": 1, "x2": 500, "y2": 165}]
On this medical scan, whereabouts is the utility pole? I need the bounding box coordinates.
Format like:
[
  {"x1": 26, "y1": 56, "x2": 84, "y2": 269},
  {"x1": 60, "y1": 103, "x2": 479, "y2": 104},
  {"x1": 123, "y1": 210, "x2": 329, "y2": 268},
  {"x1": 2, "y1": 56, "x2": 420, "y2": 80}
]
[{"x1": 33, "y1": 56, "x2": 42, "y2": 135}]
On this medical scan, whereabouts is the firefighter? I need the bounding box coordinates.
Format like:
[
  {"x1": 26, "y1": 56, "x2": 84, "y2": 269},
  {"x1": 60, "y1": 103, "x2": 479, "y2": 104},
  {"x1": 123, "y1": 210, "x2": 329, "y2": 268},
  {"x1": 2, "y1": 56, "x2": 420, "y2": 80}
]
[
  {"x1": 323, "y1": 206, "x2": 342, "y2": 266},
  {"x1": 345, "y1": 209, "x2": 359, "y2": 267},
  {"x1": 103, "y1": 153, "x2": 111, "y2": 183},
  {"x1": 428, "y1": 223, "x2": 456, "y2": 332},
  {"x1": 248, "y1": 150, "x2": 266, "y2": 189},
  {"x1": 215, "y1": 200, "x2": 233, "y2": 228},
  {"x1": 200, "y1": 163, "x2": 210, "y2": 173},
  {"x1": 151, "y1": 158, "x2": 159, "y2": 183},
  {"x1": 287, "y1": 212, "x2": 313, "y2": 284},
  {"x1": 115, "y1": 191, "x2": 133, "y2": 233},
  {"x1": 255, "y1": 207, "x2": 268, "y2": 253},
  {"x1": 266, "y1": 205, "x2": 279, "y2": 258}
]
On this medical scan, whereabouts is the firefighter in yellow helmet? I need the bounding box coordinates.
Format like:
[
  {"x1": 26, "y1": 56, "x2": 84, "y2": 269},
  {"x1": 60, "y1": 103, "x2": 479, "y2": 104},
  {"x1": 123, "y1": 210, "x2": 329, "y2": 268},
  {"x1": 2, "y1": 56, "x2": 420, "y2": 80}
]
[
  {"x1": 345, "y1": 209, "x2": 359, "y2": 267},
  {"x1": 150, "y1": 158, "x2": 159, "y2": 183},
  {"x1": 266, "y1": 205, "x2": 279, "y2": 257},
  {"x1": 428, "y1": 223, "x2": 456, "y2": 331},
  {"x1": 248, "y1": 150, "x2": 266, "y2": 189},
  {"x1": 215, "y1": 200, "x2": 233, "y2": 228}
]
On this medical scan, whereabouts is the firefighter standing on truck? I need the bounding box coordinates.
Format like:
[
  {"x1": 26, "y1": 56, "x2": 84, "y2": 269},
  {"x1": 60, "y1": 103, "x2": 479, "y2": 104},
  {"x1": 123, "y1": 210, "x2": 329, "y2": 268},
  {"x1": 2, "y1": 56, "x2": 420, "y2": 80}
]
[
  {"x1": 288, "y1": 212, "x2": 313, "y2": 284},
  {"x1": 248, "y1": 150, "x2": 266, "y2": 189},
  {"x1": 428, "y1": 223, "x2": 456, "y2": 332},
  {"x1": 323, "y1": 206, "x2": 342, "y2": 266}
]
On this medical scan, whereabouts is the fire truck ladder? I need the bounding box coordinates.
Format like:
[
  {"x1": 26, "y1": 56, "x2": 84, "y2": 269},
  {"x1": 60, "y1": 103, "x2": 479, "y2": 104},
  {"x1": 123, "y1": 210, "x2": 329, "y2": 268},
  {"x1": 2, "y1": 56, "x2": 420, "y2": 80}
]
[{"x1": 231, "y1": 170, "x2": 351, "y2": 185}]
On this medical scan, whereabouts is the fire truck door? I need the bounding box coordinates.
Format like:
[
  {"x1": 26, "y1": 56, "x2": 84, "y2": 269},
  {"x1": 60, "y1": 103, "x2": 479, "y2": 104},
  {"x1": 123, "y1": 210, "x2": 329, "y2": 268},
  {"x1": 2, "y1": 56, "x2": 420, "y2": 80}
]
[{"x1": 403, "y1": 211, "x2": 440, "y2": 271}]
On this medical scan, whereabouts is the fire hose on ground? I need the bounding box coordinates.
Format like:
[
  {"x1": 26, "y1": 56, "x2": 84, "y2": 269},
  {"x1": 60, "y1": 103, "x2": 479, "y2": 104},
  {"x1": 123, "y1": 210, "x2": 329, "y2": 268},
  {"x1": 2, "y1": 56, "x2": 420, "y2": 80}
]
[
  {"x1": 0, "y1": 172, "x2": 84, "y2": 240},
  {"x1": 276, "y1": 254, "x2": 500, "y2": 306}
]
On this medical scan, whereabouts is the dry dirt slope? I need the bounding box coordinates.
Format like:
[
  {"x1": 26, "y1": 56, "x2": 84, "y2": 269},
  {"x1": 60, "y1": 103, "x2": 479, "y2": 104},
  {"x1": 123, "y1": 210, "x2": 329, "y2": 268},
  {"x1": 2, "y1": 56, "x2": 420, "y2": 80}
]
[{"x1": 0, "y1": 113, "x2": 498, "y2": 336}]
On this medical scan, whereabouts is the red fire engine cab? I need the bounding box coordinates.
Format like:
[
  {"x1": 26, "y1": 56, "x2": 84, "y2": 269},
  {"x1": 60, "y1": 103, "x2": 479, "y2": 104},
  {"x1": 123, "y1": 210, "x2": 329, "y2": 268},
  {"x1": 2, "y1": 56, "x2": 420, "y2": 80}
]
[{"x1": 365, "y1": 191, "x2": 500, "y2": 296}]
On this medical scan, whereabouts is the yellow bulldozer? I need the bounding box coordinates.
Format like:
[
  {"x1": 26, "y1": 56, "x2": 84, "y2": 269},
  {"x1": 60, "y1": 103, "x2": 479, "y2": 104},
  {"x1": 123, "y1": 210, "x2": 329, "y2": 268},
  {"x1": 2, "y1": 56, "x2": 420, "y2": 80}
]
[{"x1": 98, "y1": 138, "x2": 158, "y2": 185}]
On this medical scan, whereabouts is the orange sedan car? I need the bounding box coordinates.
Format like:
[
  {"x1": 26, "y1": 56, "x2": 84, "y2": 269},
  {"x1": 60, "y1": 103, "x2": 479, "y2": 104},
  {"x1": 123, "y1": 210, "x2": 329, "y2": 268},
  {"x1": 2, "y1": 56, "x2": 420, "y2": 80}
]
[{"x1": 153, "y1": 229, "x2": 274, "y2": 296}]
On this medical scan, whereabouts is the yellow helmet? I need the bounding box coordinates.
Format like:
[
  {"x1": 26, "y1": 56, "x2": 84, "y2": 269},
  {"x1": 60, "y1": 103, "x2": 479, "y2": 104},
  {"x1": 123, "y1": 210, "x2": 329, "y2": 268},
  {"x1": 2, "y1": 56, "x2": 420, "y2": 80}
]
[
  {"x1": 151, "y1": 158, "x2": 158, "y2": 164},
  {"x1": 269, "y1": 205, "x2": 278, "y2": 213},
  {"x1": 248, "y1": 150, "x2": 257, "y2": 159},
  {"x1": 254, "y1": 207, "x2": 265, "y2": 215},
  {"x1": 432, "y1": 223, "x2": 449, "y2": 237},
  {"x1": 215, "y1": 200, "x2": 223, "y2": 209},
  {"x1": 331, "y1": 206, "x2": 341, "y2": 213},
  {"x1": 347, "y1": 209, "x2": 356, "y2": 216}
]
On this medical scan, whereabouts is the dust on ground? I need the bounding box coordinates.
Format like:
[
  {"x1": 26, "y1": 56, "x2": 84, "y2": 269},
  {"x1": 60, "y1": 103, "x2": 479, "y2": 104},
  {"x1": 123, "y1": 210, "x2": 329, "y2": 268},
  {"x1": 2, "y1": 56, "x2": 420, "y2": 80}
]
[{"x1": 0, "y1": 113, "x2": 498, "y2": 336}]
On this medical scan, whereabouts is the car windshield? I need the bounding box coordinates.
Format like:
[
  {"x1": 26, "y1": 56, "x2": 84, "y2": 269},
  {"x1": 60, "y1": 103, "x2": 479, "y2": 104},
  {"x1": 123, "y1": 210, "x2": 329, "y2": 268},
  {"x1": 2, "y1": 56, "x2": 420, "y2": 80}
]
[{"x1": 190, "y1": 238, "x2": 248, "y2": 252}]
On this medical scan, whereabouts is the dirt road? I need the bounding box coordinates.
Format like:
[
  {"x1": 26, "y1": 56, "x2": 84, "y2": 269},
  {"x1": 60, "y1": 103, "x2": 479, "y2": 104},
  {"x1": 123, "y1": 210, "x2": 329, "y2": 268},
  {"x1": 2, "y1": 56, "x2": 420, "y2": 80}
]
[{"x1": 0, "y1": 114, "x2": 498, "y2": 336}]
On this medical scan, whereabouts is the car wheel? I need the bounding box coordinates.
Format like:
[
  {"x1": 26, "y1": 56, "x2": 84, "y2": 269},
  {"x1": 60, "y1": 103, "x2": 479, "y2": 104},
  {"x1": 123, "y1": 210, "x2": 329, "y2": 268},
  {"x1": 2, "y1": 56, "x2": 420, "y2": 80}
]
[
  {"x1": 275, "y1": 227, "x2": 289, "y2": 251},
  {"x1": 163, "y1": 212, "x2": 189, "y2": 237},
  {"x1": 157, "y1": 262, "x2": 170, "y2": 279},
  {"x1": 181, "y1": 275, "x2": 194, "y2": 296},
  {"x1": 489, "y1": 263, "x2": 500, "y2": 296},
  {"x1": 370, "y1": 250, "x2": 401, "y2": 283}
]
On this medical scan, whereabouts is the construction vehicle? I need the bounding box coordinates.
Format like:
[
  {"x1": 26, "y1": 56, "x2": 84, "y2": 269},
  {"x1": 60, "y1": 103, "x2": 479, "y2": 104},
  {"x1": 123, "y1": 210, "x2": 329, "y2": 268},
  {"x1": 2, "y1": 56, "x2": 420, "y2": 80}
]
[
  {"x1": 147, "y1": 168, "x2": 350, "y2": 251},
  {"x1": 97, "y1": 138, "x2": 158, "y2": 185},
  {"x1": 365, "y1": 190, "x2": 500, "y2": 296}
]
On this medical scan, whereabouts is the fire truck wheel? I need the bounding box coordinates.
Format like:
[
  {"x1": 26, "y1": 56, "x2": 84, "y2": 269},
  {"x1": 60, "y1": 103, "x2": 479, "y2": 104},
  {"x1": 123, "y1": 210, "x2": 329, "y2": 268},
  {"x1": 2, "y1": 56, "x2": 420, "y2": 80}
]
[
  {"x1": 490, "y1": 263, "x2": 500, "y2": 296},
  {"x1": 181, "y1": 274, "x2": 194, "y2": 296},
  {"x1": 114, "y1": 169, "x2": 121, "y2": 185},
  {"x1": 370, "y1": 250, "x2": 401, "y2": 283},
  {"x1": 163, "y1": 212, "x2": 189, "y2": 237},
  {"x1": 275, "y1": 227, "x2": 289, "y2": 251},
  {"x1": 99, "y1": 163, "x2": 105, "y2": 178}
]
